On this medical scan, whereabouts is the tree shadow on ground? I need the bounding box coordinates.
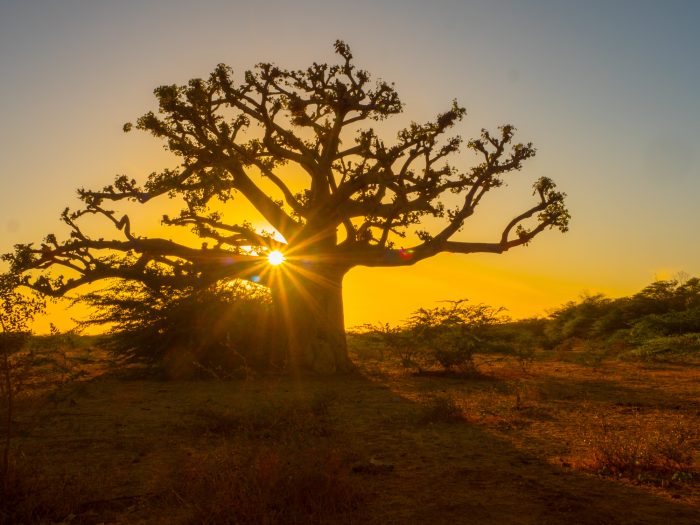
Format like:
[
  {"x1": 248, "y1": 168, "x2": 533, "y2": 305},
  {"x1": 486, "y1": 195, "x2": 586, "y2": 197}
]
[
  {"x1": 341, "y1": 374, "x2": 698, "y2": 525},
  {"x1": 534, "y1": 374, "x2": 699, "y2": 410},
  {"x1": 10, "y1": 371, "x2": 699, "y2": 524}
]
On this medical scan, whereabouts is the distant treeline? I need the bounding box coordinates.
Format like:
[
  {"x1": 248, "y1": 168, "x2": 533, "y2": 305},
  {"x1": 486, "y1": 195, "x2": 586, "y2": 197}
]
[
  {"x1": 540, "y1": 276, "x2": 700, "y2": 361},
  {"x1": 350, "y1": 276, "x2": 700, "y2": 370},
  {"x1": 44, "y1": 275, "x2": 700, "y2": 376}
]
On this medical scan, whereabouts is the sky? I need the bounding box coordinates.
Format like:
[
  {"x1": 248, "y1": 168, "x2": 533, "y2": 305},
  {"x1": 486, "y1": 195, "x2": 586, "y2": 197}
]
[{"x1": 1, "y1": 0, "x2": 699, "y2": 331}]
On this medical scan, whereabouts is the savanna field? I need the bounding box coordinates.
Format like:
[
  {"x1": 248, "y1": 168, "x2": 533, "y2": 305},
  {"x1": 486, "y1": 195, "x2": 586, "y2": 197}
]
[
  {"x1": 2, "y1": 279, "x2": 699, "y2": 525},
  {"x1": 4, "y1": 3, "x2": 700, "y2": 524}
]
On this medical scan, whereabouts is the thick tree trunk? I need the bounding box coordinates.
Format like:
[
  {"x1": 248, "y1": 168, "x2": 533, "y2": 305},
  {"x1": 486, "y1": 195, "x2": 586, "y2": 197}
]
[{"x1": 270, "y1": 265, "x2": 352, "y2": 374}]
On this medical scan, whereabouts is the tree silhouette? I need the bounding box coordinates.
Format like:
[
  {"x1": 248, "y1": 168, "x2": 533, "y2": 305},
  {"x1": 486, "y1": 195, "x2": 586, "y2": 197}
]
[{"x1": 4, "y1": 41, "x2": 569, "y2": 373}]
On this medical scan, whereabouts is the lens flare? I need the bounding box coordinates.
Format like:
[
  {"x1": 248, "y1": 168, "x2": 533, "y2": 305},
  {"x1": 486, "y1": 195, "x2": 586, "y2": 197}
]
[
  {"x1": 398, "y1": 248, "x2": 414, "y2": 261},
  {"x1": 267, "y1": 250, "x2": 286, "y2": 266}
]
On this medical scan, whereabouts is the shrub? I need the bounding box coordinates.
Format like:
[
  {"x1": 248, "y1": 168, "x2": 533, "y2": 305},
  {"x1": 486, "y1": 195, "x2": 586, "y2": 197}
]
[
  {"x1": 630, "y1": 306, "x2": 700, "y2": 339},
  {"x1": 548, "y1": 280, "x2": 691, "y2": 341},
  {"x1": 543, "y1": 276, "x2": 700, "y2": 361},
  {"x1": 347, "y1": 323, "x2": 410, "y2": 365},
  {"x1": 584, "y1": 413, "x2": 696, "y2": 484},
  {"x1": 79, "y1": 279, "x2": 272, "y2": 375},
  {"x1": 624, "y1": 333, "x2": 700, "y2": 362},
  {"x1": 1, "y1": 272, "x2": 45, "y2": 497},
  {"x1": 421, "y1": 394, "x2": 464, "y2": 423},
  {"x1": 376, "y1": 299, "x2": 508, "y2": 373},
  {"x1": 545, "y1": 293, "x2": 615, "y2": 344},
  {"x1": 480, "y1": 318, "x2": 547, "y2": 370}
]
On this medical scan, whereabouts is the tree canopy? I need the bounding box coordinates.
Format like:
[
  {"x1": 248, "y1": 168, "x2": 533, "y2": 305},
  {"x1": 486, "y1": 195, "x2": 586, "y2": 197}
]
[{"x1": 3, "y1": 41, "x2": 570, "y2": 372}]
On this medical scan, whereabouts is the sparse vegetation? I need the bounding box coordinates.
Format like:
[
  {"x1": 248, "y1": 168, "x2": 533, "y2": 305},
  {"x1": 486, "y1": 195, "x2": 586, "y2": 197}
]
[
  {"x1": 582, "y1": 412, "x2": 696, "y2": 485},
  {"x1": 357, "y1": 299, "x2": 510, "y2": 374},
  {"x1": 544, "y1": 277, "x2": 700, "y2": 363},
  {"x1": 170, "y1": 441, "x2": 363, "y2": 525},
  {"x1": 0, "y1": 454, "x2": 100, "y2": 525},
  {"x1": 1, "y1": 274, "x2": 110, "y2": 524},
  {"x1": 0, "y1": 342, "x2": 697, "y2": 524},
  {"x1": 421, "y1": 394, "x2": 464, "y2": 423},
  {"x1": 169, "y1": 396, "x2": 362, "y2": 525},
  {"x1": 79, "y1": 279, "x2": 272, "y2": 377},
  {"x1": 188, "y1": 395, "x2": 335, "y2": 441},
  {"x1": 1, "y1": 276, "x2": 699, "y2": 523},
  {"x1": 1, "y1": 272, "x2": 45, "y2": 507}
]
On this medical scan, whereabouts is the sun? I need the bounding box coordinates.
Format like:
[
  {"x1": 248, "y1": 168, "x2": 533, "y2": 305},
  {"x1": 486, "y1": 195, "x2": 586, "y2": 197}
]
[{"x1": 267, "y1": 250, "x2": 286, "y2": 266}]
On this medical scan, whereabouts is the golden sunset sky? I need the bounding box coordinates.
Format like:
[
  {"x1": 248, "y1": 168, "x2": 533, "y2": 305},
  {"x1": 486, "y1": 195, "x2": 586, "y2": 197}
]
[{"x1": 1, "y1": 1, "x2": 699, "y2": 331}]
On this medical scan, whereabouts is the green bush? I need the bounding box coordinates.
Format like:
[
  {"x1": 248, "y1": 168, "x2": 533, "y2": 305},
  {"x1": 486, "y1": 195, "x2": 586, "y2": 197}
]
[
  {"x1": 630, "y1": 306, "x2": 700, "y2": 339},
  {"x1": 544, "y1": 293, "x2": 626, "y2": 345},
  {"x1": 373, "y1": 300, "x2": 508, "y2": 373},
  {"x1": 624, "y1": 333, "x2": 700, "y2": 362},
  {"x1": 544, "y1": 276, "x2": 700, "y2": 362}
]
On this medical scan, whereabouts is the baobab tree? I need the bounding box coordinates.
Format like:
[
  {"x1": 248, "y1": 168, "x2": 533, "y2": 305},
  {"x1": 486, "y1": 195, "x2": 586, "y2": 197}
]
[{"x1": 3, "y1": 41, "x2": 569, "y2": 373}]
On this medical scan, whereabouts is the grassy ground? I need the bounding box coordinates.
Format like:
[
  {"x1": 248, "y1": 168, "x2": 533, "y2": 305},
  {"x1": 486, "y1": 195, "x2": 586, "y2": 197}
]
[{"x1": 2, "y1": 348, "x2": 699, "y2": 524}]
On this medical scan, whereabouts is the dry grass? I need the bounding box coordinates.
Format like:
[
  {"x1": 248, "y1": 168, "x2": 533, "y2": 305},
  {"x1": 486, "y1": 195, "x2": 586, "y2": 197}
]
[
  {"x1": 0, "y1": 453, "x2": 100, "y2": 525},
  {"x1": 420, "y1": 394, "x2": 465, "y2": 423},
  {"x1": 162, "y1": 391, "x2": 366, "y2": 524},
  {"x1": 366, "y1": 354, "x2": 699, "y2": 492},
  {"x1": 169, "y1": 441, "x2": 363, "y2": 525},
  {"x1": 580, "y1": 412, "x2": 696, "y2": 483},
  {"x1": 2, "y1": 346, "x2": 699, "y2": 524}
]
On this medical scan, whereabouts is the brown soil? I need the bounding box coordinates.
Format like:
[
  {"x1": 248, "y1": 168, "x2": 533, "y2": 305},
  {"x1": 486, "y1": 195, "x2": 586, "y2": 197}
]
[{"x1": 6, "y1": 354, "x2": 700, "y2": 524}]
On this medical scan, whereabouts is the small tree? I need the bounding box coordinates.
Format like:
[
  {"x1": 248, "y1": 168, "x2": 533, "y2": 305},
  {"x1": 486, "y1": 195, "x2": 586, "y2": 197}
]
[
  {"x1": 79, "y1": 279, "x2": 273, "y2": 375},
  {"x1": 404, "y1": 300, "x2": 507, "y2": 372},
  {"x1": 0, "y1": 273, "x2": 45, "y2": 489},
  {"x1": 4, "y1": 41, "x2": 569, "y2": 373}
]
